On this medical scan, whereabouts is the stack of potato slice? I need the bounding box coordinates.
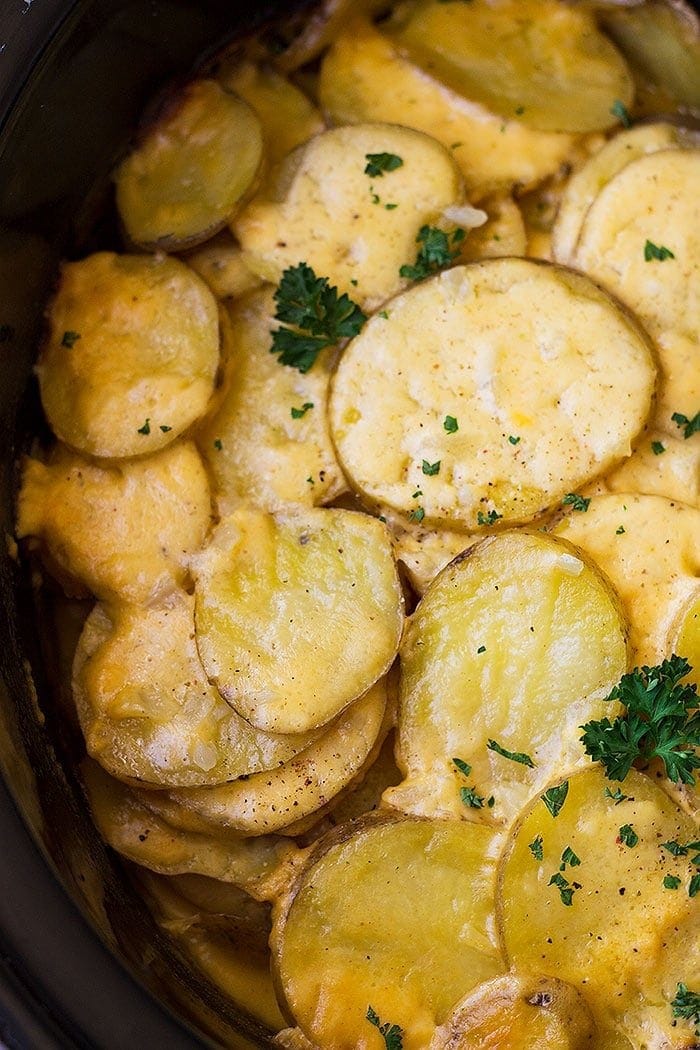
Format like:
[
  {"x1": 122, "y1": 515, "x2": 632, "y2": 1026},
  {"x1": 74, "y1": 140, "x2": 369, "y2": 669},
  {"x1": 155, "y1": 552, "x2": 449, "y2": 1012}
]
[{"x1": 16, "y1": 0, "x2": 700, "y2": 1045}]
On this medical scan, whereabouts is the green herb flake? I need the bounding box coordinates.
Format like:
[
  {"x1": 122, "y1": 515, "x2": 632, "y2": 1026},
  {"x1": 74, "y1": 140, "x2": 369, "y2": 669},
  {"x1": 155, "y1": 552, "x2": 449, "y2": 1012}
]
[
  {"x1": 508, "y1": 435, "x2": 521, "y2": 445},
  {"x1": 529, "y1": 835, "x2": 544, "y2": 861},
  {"x1": 515, "y1": 105, "x2": 525, "y2": 115},
  {"x1": 541, "y1": 781, "x2": 569, "y2": 818},
  {"x1": 562, "y1": 493, "x2": 590, "y2": 512},
  {"x1": 452, "y1": 757, "x2": 472, "y2": 777},
  {"x1": 460, "y1": 785, "x2": 487, "y2": 809},
  {"x1": 663, "y1": 874, "x2": 682, "y2": 890},
  {"x1": 385, "y1": 203, "x2": 398, "y2": 211},
  {"x1": 409, "y1": 507, "x2": 425, "y2": 523},
  {"x1": 291, "y1": 402, "x2": 314, "y2": 419},
  {"x1": 560, "y1": 846, "x2": 581, "y2": 870},
  {"x1": 366, "y1": 1005, "x2": 404, "y2": 1050},
  {"x1": 399, "y1": 225, "x2": 461, "y2": 282},
  {"x1": 487, "y1": 738, "x2": 535, "y2": 768},
  {"x1": 444, "y1": 415, "x2": 459, "y2": 433},
  {"x1": 610, "y1": 99, "x2": 632, "y2": 127},
  {"x1": 644, "y1": 239, "x2": 675, "y2": 262},
  {"x1": 651, "y1": 440, "x2": 666, "y2": 455},
  {"x1": 421, "y1": 459, "x2": 440, "y2": 476},
  {"x1": 371, "y1": 191, "x2": 381, "y2": 205},
  {"x1": 379, "y1": 310, "x2": 389, "y2": 319},
  {"x1": 477, "y1": 509, "x2": 502, "y2": 526},
  {"x1": 477, "y1": 645, "x2": 486, "y2": 654},
  {"x1": 604, "y1": 786, "x2": 630, "y2": 805},
  {"x1": 159, "y1": 424, "x2": 172, "y2": 433},
  {"x1": 548, "y1": 871, "x2": 577, "y2": 906},
  {"x1": 661, "y1": 840, "x2": 700, "y2": 858},
  {"x1": 364, "y1": 153, "x2": 404, "y2": 178},
  {"x1": 213, "y1": 438, "x2": 223, "y2": 451},
  {"x1": 137, "y1": 418, "x2": 151, "y2": 435},
  {"x1": 618, "y1": 824, "x2": 638, "y2": 848},
  {"x1": 671, "y1": 411, "x2": 700, "y2": 439},
  {"x1": 671, "y1": 983, "x2": 700, "y2": 1036},
  {"x1": 689, "y1": 873, "x2": 700, "y2": 898},
  {"x1": 616, "y1": 525, "x2": 626, "y2": 535},
  {"x1": 61, "y1": 330, "x2": 81, "y2": 348}
]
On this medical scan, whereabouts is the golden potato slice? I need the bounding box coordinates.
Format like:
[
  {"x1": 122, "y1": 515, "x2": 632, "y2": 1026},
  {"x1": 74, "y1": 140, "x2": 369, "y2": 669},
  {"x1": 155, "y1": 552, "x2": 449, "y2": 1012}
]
[
  {"x1": 273, "y1": 815, "x2": 504, "y2": 1049},
  {"x1": 391, "y1": 522, "x2": 474, "y2": 597},
  {"x1": 141, "y1": 677, "x2": 389, "y2": 838},
  {"x1": 430, "y1": 972, "x2": 596, "y2": 1050},
  {"x1": 36, "y1": 252, "x2": 220, "y2": 459},
  {"x1": 192, "y1": 506, "x2": 403, "y2": 734},
  {"x1": 330, "y1": 259, "x2": 656, "y2": 529},
  {"x1": 389, "y1": 0, "x2": 632, "y2": 134},
  {"x1": 499, "y1": 766, "x2": 700, "y2": 1048},
  {"x1": 216, "y1": 60, "x2": 324, "y2": 168},
  {"x1": 604, "y1": 430, "x2": 700, "y2": 509},
  {"x1": 384, "y1": 531, "x2": 627, "y2": 826},
  {"x1": 458, "y1": 195, "x2": 527, "y2": 263},
  {"x1": 73, "y1": 592, "x2": 324, "y2": 788},
  {"x1": 115, "y1": 79, "x2": 263, "y2": 250},
  {"x1": 233, "y1": 122, "x2": 467, "y2": 311},
  {"x1": 196, "y1": 290, "x2": 346, "y2": 515},
  {"x1": 183, "y1": 231, "x2": 263, "y2": 301},
  {"x1": 552, "y1": 123, "x2": 695, "y2": 264},
  {"x1": 82, "y1": 759, "x2": 298, "y2": 894},
  {"x1": 572, "y1": 149, "x2": 700, "y2": 429},
  {"x1": 552, "y1": 493, "x2": 700, "y2": 666},
  {"x1": 318, "y1": 20, "x2": 576, "y2": 197},
  {"x1": 16, "y1": 441, "x2": 210, "y2": 604}
]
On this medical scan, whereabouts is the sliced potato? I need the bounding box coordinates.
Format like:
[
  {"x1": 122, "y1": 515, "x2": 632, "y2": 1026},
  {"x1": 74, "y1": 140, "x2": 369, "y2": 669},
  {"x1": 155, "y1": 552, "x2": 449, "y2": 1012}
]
[
  {"x1": 183, "y1": 231, "x2": 263, "y2": 301},
  {"x1": 273, "y1": 815, "x2": 504, "y2": 1049},
  {"x1": 389, "y1": 0, "x2": 632, "y2": 134},
  {"x1": 196, "y1": 290, "x2": 346, "y2": 515},
  {"x1": 270, "y1": 0, "x2": 390, "y2": 74},
  {"x1": 74, "y1": 593, "x2": 325, "y2": 788},
  {"x1": 551, "y1": 493, "x2": 700, "y2": 666},
  {"x1": 141, "y1": 676, "x2": 389, "y2": 838},
  {"x1": 458, "y1": 195, "x2": 527, "y2": 262},
  {"x1": 233, "y1": 122, "x2": 466, "y2": 311},
  {"x1": 115, "y1": 79, "x2": 263, "y2": 250},
  {"x1": 319, "y1": 19, "x2": 576, "y2": 197},
  {"x1": 384, "y1": 531, "x2": 627, "y2": 826},
  {"x1": 36, "y1": 252, "x2": 220, "y2": 459},
  {"x1": 499, "y1": 766, "x2": 700, "y2": 1048},
  {"x1": 330, "y1": 259, "x2": 656, "y2": 529},
  {"x1": 391, "y1": 522, "x2": 474, "y2": 597},
  {"x1": 604, "y1": 430, "x2": 700, "y2": 508},
  {"x1": 572, "y1": 149, "x2": 700, "y2": 429},
  {"x1": 430, "y1": 972, "x2": 596, "y2": 1050},
  {"x1": 192, "y1": 506, "x2": 403, "y2": 734},
  {"x1": 16, "y1": 441, "x2": 210, "y2": 604}
]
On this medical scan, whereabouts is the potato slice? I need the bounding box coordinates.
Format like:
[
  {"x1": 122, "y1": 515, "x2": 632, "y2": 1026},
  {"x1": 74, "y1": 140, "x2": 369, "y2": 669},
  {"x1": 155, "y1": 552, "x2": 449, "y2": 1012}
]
[
  {"x1": 330, "y1": 259, "x2": 656, "y2": 529},
  {"x1": 458, "y1": 195, "x2": 527, "y2": 262},
  {"x1": 36, "y1": 252, "x2": 220, "y2": 459},
  {"x1": 196, "y1": 290, "x2": 346, "y2": 515},
  {"x1": 192, "y1": 506, "x2": 403, "y2": 734},
  {"x1": 430, "y1": 972, "x2": 596, "y2": 1050},
  {"x1": 499, "y1": 766, "x2": 700, "y2": 1047},
  {"x1": 141, "y1": 677, "x2": 389, "y2": 838},
  {"x1": 389, "y1": 0, "x2": 632, "y2": 134},
  {"x1": 604, "y1": 430, "x2": 700, "y2": 509},
  {"x1": 391, "y1": 521, "x2": 474, "y2": 597},
  {"x1": 572, "y1": 149, "x2": 700, "y2": 429},
  {"x1": 16, "y1": 441, "x2": 210, "y2": 604},
  {"x1": 115, "y1": 79, "x2": 263, "y2": 250},
  {"x1": 269, "y1": 0, "x2": 390, "y2": 74},
  {"x1": 183, "y1": 231, "x2": 263, "y2": 301},
  {"x1": 552, "y1": 123, "x2": 695, "y2": 264},
  {"x1": 81, "y1": 759, "x2": 298, "y2": 895},
  {"x1": 233, "y1": 122, "x2": 467, "y2": 311},
  {"x1": 74, "y1": 592, "x2": 324, "y2": 788},
  {"x1": 551, "y1": 493, "x2": 700, "y2": 666},
  {"x1": 319, "y1": 19, "x2": 576, "y2": 197},
  {"x1": 384, "y1": 531, "x2": 627, "y2": 827},
  {"x1": 273, "y1": 815, "x2": 504, "y2": 1049}
]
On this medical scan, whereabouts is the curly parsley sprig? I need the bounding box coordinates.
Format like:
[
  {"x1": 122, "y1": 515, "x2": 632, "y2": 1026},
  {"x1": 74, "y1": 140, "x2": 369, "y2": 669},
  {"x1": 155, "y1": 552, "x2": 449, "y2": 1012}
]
[{"x1": 580, "y1": 655, "x2": 700, "y2": 784}]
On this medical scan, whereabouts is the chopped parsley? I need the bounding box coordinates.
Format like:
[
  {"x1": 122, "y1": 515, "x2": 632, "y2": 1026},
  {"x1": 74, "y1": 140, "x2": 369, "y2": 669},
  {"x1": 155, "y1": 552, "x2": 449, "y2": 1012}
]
[
  {"x1": 689, "y1": 873, "x2": 700, "y2": 898},
  {"x1": 508, "y1": 435, "x2": 521, "y2": 445},
  {"x1": 671, "y1": 983, "x2": 700, "y2": 1036},
  {"x1": 651, "y1": 440, "x2": 666, "y2": 455},
  {"x1": 562, "y1": 493, "x2": 590, "y2": 512},
  {"x1": 213, "y1": 438, "x2": 223, "y2": 451},
  {"x1": 615, "y1": 525, "x2": 625, "y2": 535},
  {"x1": 137, "y1": 418, "x2": 151, "y2": 435},
  {"x1": 529, "y1": 835, "x2": 544, "y2": 861},
  {"x1": 541, "y1": 781, "x2": 569, "y2": 818},
  {"x1": 409, "y1": 507, "x2": 425, "y2": 523},
  {"x1": 61, "y1": 330, "x2": 81, "y2": 348},
  {"x1": 487, "y1": 738, "x2": 535, "y2": 768},
  {"x1": 271, "y1": 263, "x2": 366, "y2": 373},
  {"x1": 477, "y1": 645, "x2": 486, "y2": 654},
  {"x1": 671, "y1": 411, "x2": 700, "y2": 439},
  {"x1": 291, "y1": 402, "x2": 314, "y2": 419},
  {"x1": 644, "y1": 240, "x2": 675, "y2": 262},
  {"x1": 366, "y1": 1006, "x2": 404, "y2": 1050},
  {"x1": 560, "y1": 846, "x2": 581, "y2": 870},
  {"x1": 444, "y1": 415, "x2": 459, "y2": 433},
  {"x1": 378, "y1": 310, "x2": 389, "y2": 319},
  {"x1": 421, "y1": 459, "x2": 440, "y2": 476},
  {"x1": 618, "y1": 824, "x2": 638, "y2": 848},
  {"x1": 661, "y1": 839, "x2": 700, "y2": 858},
  {"x1": 514, "y1": 105, "x2": 525, "y2": 115},
  {"x1": 610, "y1": 99, "x2": 632, "y2": 127},
  {"x1": 477, "y1": 509, "x2": 502, "y2": 526},
  {"x1": 452, "y1": 757, "x2": 472, "y2": 777},
  {"x1": 580, "y1": 655, "x2": 700, "y2": 784},
  {"x1": 663, "y1": 874, "x2": 682, "y2": 890},
  {"x1": 399, "y1": 226, "x2": 462, "y2": 282},
  {"x1": 453, "y1": 758, "x2": 493, "y2": 809},
  {"x1": 604, "y1": 786, "x2": 630, "y2": 805},
  {"x1": 548, "y1": 871, "x2": 578, "y2": 906},
  {"x1": 364, "y1": 153, "x2": 404, "y2": 178},
  {"x1": 159, "y1": 424, "x2": 172, "y2": 433}
]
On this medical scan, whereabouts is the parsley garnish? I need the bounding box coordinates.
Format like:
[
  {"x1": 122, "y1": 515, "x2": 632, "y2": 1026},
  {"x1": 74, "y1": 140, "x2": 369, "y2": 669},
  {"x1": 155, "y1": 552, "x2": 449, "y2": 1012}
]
[
  {"x1": 422, "y1": 459, "x2": 440, "y2": 476},
  {"x1": 651, "y1": 440, "x2": 666, "y2": 455},
  {"x1": 487, "y1": 739, "x2": 535, "y2": 768},
  {"x1": 644, "y1": 240, "x2": 675, "y2": 262},
  {"x1": 213, "y1": 438, "x2": 223, "y2": 451},
  {"x1": 271, "y1": 263, "x2": 366, "y2": 373},
  {"x1": 560, "y1": 846, "x2": 581, "y2": 870},
  {"x1": 616, "y1": 525, "x2": 625, "y2": 535},
  {"x1": 137, "y1": 418, "x2": 151, "y2": 435},
  {"x1": 291, "y1": 402, "x2": 314, "y2": 419},
  {"x1": 477, "y1": 645, "x2": 486, "y2": 654},
  {"x1": 452, "y1": 757, "x2": 472, "y2": 777},
  {"x1": 618, "y1": 824, "x2": 638, "y2": 848},
  {"x1": 159, "y1": 424, "x2": 172, "y2": 433},
  {"x1": 663, "y1": 874, "x2": 682, "y2": 890},
  {"x1": 610, "y1": 99, "x2": 632, "y2": 127},
  {"x1": 477, "y1": 509, "x2": 502, "y2": 526},
  {"x1": 399, "y1": 226, "x2": 462, "y2": 282},
  {"x1": 444, "y1": 415, "x2": 459, "y2": 433},
  {"x1": 529, "y1": 835, "x2": 544, "y2": 861},
  {"x1": 562, "y1": 493, "x2": 590, "y2": 512},
  {"x1": 580, "y1": 656, "x2": 700, "y2": 784},
  {"x1": 508, "y1": 435, "x2": 521, "y2": 445},
  {"x1": 689, "y1": 873, "x2": 700, "y2": 898},
  {"x1": 409, "y1": 507, "x2": 425, "y2": 523},
  {"x1": 548, "y1": 871, "x2": 578, "y2": 906},
  {"x1": 453, "y1": 758, "x2": 492, "y2": 809},
  {"x1": 671, "y1": 983, "x2": 700, "y2": 1036},
  {"x1": 541, "y1": 782, "x2": 569, "y2": 818},
  {"x1": 604, "y1": 787, "x2": 630, "y2": 804},
  {"x1": 364, "y1": 153, "x2": 403, "y2": 178},
  {"x1": 671, "y1": 411, "x2": 700, "y2": 439},
  {"x1": 661, "y1": 839, "x2": 700, "y2": 857},
  {"x1": 61, "y1": 330, "x2": 81, "y2": 348},
  {"x1": 366, "y1": 1006, "x2": 404, "y2": 1050}
]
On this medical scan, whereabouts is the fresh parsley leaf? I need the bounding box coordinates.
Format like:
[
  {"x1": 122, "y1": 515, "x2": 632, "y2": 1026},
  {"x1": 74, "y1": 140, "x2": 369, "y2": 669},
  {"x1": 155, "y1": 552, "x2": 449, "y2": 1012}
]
[
  {"x1": 618, "y1": 823, "x2": 639, "y2": 848},
  {"x1": 548, "y1": 871, "x2": 577, "y2": 906},
  {"x1": 644, "y1": 240, "x2": 675, "y2": 262},
  {"x1": 460, "y1": 785, "x2": 488, "y2": 808},
  {"x1": 605, "y1": 786, "x2": 630, "y2": 804},
  {"x1": 444, "y1": 415, "x2": 459, "y2": 433},
  {"x1": 651, "y1": 440, "x2": 666, "y2": 455},
  {"x1": 409, "y1": 507, "x2": 425, "y2": 523},
  {"x1": 610, "y1": 99, "x2": 632, "y2": 127},
  {"x1": 364, "y1": 152, "x2": 403, "y2": 178},
  {"x1": 487, "y1": 739, "x2": 535, "y2": 768},
  {"x1": 562, "y1": 493, "x2": 590, "y2": 512},
  {"x1": 399, "y1": 225, "x2": 461, "y2": 282},
  {"x1": 560, "y1": 846, "x2": 581, "y2": 870},
  {"x1": 271, "y1": 263, "x2": 366, "y2": 373},
  {"x1": 477, "y1": 645, "x2": 486, "y2": 654},
  {"x1": 137, "y1": 418, "x2": 151, "y2": 435},
  {"x1": 452, "y1": 757, "x2": 472, "y2": 777},
  {"x1": 477, "y1": 509, "x2": 502, "y2": 526},
  {"x1": 213, "y1": 438, "x2": 223, "y2": 451},
  {"x1": 661, "y1": 839, "x2": 700, "y2": 857},
  {"x1": 508, "y1": 435, "x2": 521, "y2": 445},
  {"x1": 366, "y1": 1006, "x2": 404, "y2": 1050},
  {"x1": 663, "y1": 874, "x2": 682, "y2": 890},
  {"x1": 671, "y1": 411, "x2": 700, "y2": 439},
  {"x1": 580, "y1": 656, "x2": 700, "y2": 784},
  {"x1": 421, "y1": 459, "x2": 441, "y2": 476},
  {"x1": 159, "y1": 424, "x2": 172, "y2": 433},
  {"x1": 291, "y1": 402, "x2": 314, "y2": 419},
  {"x1": 541, "y1": 781, "x2": 569, "y2": 818},
  {"x1": 616, "y1": 525, "x2": 625, "y2": 535},
  {"x1": 61, "y1": 330, "x2": 81, "y2": 348},
  {"x1": 671, "y1": 983, "x2": 700, "y2": 1036},
  {"x1": 689, "y1": 873, "x2": 700, "y2": 898},
  {"x1": 529, "y1": 835, "x2": 544, "y2": 861}
]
